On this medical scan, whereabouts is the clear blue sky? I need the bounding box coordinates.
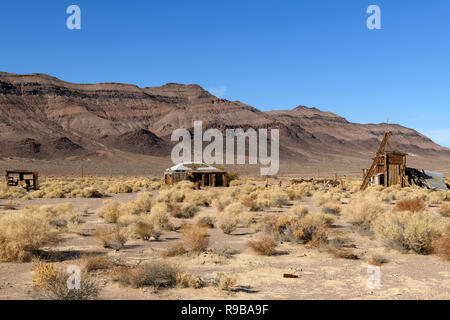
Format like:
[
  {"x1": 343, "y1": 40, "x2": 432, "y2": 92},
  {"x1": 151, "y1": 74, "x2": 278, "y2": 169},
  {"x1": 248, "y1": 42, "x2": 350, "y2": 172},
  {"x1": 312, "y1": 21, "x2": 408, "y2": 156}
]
[{"x1": 1, "y1": 0, "x2": 449, "y2": 146}]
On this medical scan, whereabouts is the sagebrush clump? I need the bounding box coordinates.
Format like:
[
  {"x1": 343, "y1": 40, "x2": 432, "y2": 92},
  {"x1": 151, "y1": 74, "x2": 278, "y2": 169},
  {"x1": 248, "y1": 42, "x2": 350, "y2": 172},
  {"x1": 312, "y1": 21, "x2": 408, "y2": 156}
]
[
  {"x1": 372, "y1": 210, "x2": 442, "y2": 254},
  {"x1": 32, "y1": 262, "x2": 100, "y2": 300},
  {"x1": 248, "y1": 236, "x2": 277, "y2": 256},
  {"x1": 181, "y1": 225, "x2": 210, "y2": 253},
  {"x1": 0, "y1": 211, "x2": 60, "y2": 262}
]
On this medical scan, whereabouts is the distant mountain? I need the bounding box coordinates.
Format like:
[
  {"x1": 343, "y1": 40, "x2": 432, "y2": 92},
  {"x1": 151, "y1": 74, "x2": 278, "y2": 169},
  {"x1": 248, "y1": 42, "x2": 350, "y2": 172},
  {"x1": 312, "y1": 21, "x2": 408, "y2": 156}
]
[{"x1": 0, "y1": 72, "x2": 449, "y2": 174}]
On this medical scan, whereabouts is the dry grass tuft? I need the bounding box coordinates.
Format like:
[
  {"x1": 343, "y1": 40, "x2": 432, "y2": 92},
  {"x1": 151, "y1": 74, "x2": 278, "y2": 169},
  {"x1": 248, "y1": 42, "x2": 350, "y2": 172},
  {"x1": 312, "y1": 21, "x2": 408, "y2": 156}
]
[{"x1": 248, "y1": 236, "x2": 277, "y2": 256}]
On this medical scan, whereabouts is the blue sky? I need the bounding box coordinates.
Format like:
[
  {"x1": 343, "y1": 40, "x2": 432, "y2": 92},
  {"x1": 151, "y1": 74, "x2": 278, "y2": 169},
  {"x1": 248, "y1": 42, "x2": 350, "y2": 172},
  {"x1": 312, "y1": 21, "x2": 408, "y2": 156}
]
[{"x1": 1, "y1": 0, "x2": 449, "y2": 147}]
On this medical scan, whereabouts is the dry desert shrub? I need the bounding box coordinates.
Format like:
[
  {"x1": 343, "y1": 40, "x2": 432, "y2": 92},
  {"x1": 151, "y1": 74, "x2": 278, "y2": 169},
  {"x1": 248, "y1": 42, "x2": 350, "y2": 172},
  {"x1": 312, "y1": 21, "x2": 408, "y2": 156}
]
[
  {"x1": 116, "y1": 261, "x2": 179, "y2": 289},
  {"x1": 313, "y1": 190, "x2": 341, "y2": 206},
  {"x1": 433, "y1": 226, "x2": 450, "y2": 260},
  {"x1": 368, "y1": 254, "x2": 388, "y2": 266},
  {"x1": 218, "y1": 274, "x2": 237, "y2": 291},
  {"x1": 248, "y1": 236, "x2": 277, "y2": 256},
  {"x1": 313, "y1": 194, "x2": 329, "y2": 207},
  {"x1": 184, "y1": 191, "x2": 210, "y2": 207},
  {"x1": 134, "y1": 192, "x2": 154, "y2": 212},
  {"x1": 81, "y1": 254, "x2": 112, "y2": 272},
  {"x1": 217, "y1": 213, "x2": 239, "y2": 234},
  {"x1": 439, "y1": 203, "x2": 450, "y2": 217},
  {"x1": 229, "y1": 180, "x2": 242, "y2": 187},
  {"x1": 224, "y1": 202, "x2": 246, "y2": 216},
  {"x1": 270, "y1": 190, "x2": 289, "y2": 207},
  {"x1": 291, "y1": 214, "x2": 329, "y2": 246},
  {"x1": 181, "y1": 225, "x2": 210, "y2": 253},
  {"x1": 327, "y1": 245, "x2": 359, "y2": 260},
  {"x1": 96, "y1": 200, "x2": 122, "y2": 224},
  {"x1": 291, "y1": 204, "x2": 309, "y2": 218},
  {"x1": 170, "y1": 202, "x2": 199, "y2": 218},
  {"x1": 174, "y1": 180, "x2": 196, "y2": 190},
  {"x1": 117, "y1": 214, "x2": 139, "y2": 227},
  {"x1": 394, "y1": 197, "x2": 426, "y2": 213},
  {"x1": 134, "y1": 220, "x2": 161, "y2": 240},
  {"x1": 162, "y1": 188, "x2": 187, "y2": 203},
  {"x1": 194, "y1": 213, "x2": 216, "y2": 228},
  {"x1": 372, "y1": 210, "x2": 442, "y2": 254},
  {"x1": 212, "y1": 195, "x2": 234, "y2": 211},
  {"x1": 176, "y1": 272, "x2": 203, "y2": 289},
  {"x1": 240, "y1": 197, "x2": 262, "y2": 211},
  {"x1": 93, "y1": 226, "x2": 127, "y2": 250},
  {"x1": 107, "y1": 183, "x2": 133, "y2": 194},
  {"x1": 264, "y1": 213, "x2": 329, "y2": 246},
  {"x1": 321, "y1": 203, "x2": 342, "y2": 215},
  {"x1": 74, "y1": 187, "x2": 104, "y2": 198},
  {"x1": 239, "y1": 211, "x2": 258, "y2": 228},
  {"x1": 0, "y1": 211, "x2": 60, "y2": 262},
  {"x1": 16, "y1": 203, "x2": 84, "y2": 235},
  {"x1": 149, "y1": 202, "x2": 174, "y2": 231},
  {"x1": 32, "y1": 262, "x2": 100, "y2": 300},
  {"x1": 162, "y1": 242, "x2": 187, "y2": 257},
  {"x1": 342, "y1": 198, "x2": 385, "y2": 230}
]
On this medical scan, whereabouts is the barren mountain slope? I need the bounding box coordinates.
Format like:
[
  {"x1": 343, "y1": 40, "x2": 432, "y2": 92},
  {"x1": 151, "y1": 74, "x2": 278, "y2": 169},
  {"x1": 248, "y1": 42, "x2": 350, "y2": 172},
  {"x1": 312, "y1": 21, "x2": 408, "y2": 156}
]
[{"x1": 0, "y1": 72, "x2": 449, "y2": 174}]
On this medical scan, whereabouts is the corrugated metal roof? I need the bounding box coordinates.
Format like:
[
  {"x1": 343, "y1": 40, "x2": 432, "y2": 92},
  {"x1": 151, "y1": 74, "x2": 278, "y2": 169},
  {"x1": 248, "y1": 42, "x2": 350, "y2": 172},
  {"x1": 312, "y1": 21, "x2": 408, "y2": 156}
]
[
  {"x1": 422, "y1": 170, "x2": 448, "y2": 190},
  {"x1": 165, "y1": 162, "x2": 223, "y2": 173}
]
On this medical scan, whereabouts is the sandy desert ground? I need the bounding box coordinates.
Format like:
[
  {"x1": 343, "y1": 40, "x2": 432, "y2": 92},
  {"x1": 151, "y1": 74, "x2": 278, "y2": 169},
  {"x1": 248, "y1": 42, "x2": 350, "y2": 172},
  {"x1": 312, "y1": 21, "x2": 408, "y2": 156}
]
[{"x1": 0, "y1": 175, "x2": 449, "y2": 300}]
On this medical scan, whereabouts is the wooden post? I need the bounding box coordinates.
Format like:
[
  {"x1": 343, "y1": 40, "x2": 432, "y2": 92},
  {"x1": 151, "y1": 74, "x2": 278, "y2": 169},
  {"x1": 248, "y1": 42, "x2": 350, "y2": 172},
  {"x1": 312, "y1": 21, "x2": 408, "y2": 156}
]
[
  {"x1": 34, "y1": 172, "x2": 39, "y2": 190},
  {"x1": 385, "y1": 154, "x2": 389, "y2": 188},
  {"x1": 201, "y1": 174, "x2": 205, "y2": 187}
]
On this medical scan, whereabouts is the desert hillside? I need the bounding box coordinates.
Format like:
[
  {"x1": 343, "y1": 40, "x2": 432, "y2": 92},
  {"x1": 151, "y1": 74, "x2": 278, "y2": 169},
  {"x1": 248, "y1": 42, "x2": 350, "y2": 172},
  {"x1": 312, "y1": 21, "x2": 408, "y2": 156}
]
[{"x1": 1, "y1": 72, "x2": 449, "y2": 175}]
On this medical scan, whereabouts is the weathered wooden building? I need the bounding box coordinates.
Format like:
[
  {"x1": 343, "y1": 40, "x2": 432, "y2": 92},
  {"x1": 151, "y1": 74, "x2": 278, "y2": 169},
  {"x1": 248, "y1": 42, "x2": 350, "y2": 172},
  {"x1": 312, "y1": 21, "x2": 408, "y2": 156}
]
[
  {"x1": 5, "y1": 170, "x2": 39, "y2": 191},
  {"x1": 361, "y1": 132, "x2": 407, "y2": 190},
  {"x1": 164, "y1": 162, "x2": 228, "y2": 187}
]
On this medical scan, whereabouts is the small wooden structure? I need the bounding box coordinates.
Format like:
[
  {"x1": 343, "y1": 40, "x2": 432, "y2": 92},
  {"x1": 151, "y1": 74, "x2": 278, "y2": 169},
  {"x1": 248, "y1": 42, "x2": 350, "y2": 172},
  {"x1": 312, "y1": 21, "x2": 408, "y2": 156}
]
[
  {"x1": 361, "y1": 132, "x2": 407, "y2": 190},
  {"x1": 164, "y1": 162, "x2": 228, "y2": 187},
  {"x1": 5, "y1": 170, "x2": 39, "y2": 191}
]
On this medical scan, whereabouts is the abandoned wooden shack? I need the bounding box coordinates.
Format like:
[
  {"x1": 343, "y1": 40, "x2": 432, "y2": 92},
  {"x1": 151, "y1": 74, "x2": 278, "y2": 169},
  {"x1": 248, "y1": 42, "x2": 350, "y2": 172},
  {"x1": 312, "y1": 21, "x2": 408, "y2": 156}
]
[
  {"x1": 361, "y1": 131, "x2": 449, "y2": 191},
  {"x1": 5, "y1": 170, "x2": 39, "y2": 191},
  {"x1": 164, "y1": 162, "x2": 228, "y2": 187},
  {"x1": 361, "y1": 131, "x2": 407, "y2": 190}
]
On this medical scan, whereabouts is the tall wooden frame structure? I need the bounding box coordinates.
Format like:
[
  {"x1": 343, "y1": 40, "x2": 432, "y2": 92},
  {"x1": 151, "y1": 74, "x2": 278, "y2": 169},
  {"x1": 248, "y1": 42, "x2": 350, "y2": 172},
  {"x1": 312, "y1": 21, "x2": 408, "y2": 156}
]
[{"x1": 360, "y1": 132, "x2": 407, "y2": 190}]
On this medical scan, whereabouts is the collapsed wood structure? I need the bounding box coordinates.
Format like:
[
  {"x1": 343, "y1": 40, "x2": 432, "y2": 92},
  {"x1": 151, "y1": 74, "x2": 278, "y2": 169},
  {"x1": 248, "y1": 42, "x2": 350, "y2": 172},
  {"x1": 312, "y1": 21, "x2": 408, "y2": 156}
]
[
  {"x1": 164, "y1": 162, "x2": 228, "y2": 187},
  {"x1": 4, "y1": 170, "x2": 39, "y2": 191}
]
